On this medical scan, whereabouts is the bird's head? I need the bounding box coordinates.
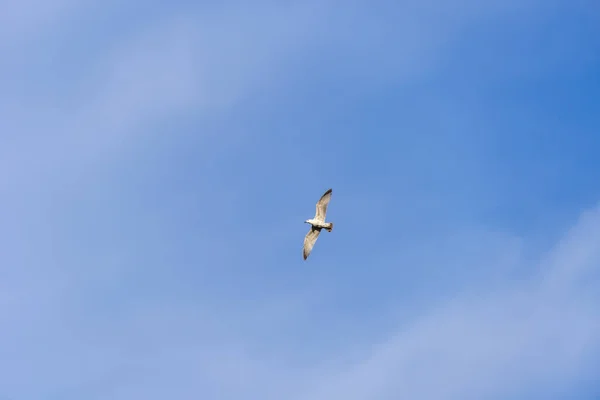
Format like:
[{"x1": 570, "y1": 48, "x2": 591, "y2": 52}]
[{"x1": 304, "y1": 219, "x2": 310, "y2": 224}]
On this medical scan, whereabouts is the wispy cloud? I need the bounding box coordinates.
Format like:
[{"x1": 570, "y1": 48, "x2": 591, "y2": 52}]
[
  {"x1": 297, "y1": 208, "x2": 600, "y2": 399},
  {"x1": 1, "y1": 2, "x2": 328, "y2": 188},
  {"x1": 0, "y1": 0, "x2": 81, "y2": 49}
]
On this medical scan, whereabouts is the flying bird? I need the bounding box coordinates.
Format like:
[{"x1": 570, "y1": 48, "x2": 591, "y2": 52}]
[{"x1": 303, "y1": 188, "x2": 334, "y2": 260}]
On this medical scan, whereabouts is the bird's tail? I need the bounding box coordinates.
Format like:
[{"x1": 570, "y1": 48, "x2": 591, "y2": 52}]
[{"x1": 326, "y1": 222, "x2": 333, "y2": 232}]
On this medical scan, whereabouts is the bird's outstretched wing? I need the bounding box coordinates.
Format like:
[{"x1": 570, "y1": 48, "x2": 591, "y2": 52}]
[
  {"x1": 314, "y1": 188, "x2": 332, "y2": 221},
  {"x1": 303, "y1": 226, "x2": 321, "y2": 260}
]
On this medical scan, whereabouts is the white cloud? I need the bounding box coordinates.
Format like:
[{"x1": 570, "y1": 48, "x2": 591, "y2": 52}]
[
  {"x1": 0, "y1": 1, "x2": 334, "y2": 193},
  {"x1": 294, "y1": 206, "x2": 600, "y2": 400},
  {"x1": 0, "y1": 0, "x2": 82, "y2": 48}
]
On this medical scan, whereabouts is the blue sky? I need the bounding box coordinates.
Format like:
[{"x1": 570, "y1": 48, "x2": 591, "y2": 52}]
[{"x1": 1, "y1": 0, "x2": 599, "y2": 398}]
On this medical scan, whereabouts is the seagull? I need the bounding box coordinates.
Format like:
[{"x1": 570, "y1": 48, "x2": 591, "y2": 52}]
[{"x1": 303, "y1": 188, "x2": 334, "y2": 260}]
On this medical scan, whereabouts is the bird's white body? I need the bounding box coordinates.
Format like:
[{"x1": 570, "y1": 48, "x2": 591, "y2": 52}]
[
  {"x1": 302, "y1": 188, "x2": 334, "y2": 260},
  {"x1": 304, "y1": 218, "x2": 333, "y2": 230}
]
